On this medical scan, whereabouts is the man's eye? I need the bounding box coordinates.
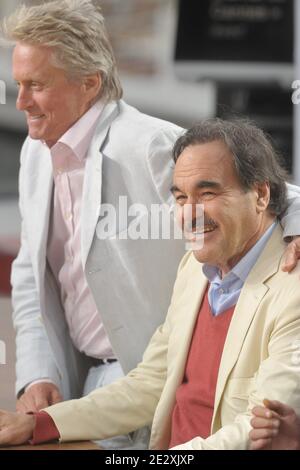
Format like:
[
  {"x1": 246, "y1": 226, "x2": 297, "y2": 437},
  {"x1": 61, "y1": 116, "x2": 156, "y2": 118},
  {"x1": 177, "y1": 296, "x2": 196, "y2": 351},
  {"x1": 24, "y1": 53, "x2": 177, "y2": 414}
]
[{"x1": 31, "y1": 83, "x2": 42, "y2": 89}]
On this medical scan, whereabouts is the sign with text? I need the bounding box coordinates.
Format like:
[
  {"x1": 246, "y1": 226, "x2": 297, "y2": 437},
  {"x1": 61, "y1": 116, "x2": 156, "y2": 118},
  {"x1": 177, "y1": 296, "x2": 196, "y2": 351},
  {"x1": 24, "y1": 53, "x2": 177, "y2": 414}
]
[{"x1": 175, "y1": 0, "x2": 293, "y2": 64}]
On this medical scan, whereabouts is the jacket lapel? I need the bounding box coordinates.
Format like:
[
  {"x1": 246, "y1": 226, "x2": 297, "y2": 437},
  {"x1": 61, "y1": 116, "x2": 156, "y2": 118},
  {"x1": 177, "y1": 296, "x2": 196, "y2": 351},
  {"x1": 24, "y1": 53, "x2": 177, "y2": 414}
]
[
  {"x1": 81, "y1": 101, "x2": 120, "y2": 268},
  {"x1": 151, "y1": 255, "x2": 208, "y2": 448},
  {"x1": 168, "y1": 259, "x2": 208, "y2": 382},
  {"x1": 212, "y1": 225, "x2": 284, "y2": 429}
]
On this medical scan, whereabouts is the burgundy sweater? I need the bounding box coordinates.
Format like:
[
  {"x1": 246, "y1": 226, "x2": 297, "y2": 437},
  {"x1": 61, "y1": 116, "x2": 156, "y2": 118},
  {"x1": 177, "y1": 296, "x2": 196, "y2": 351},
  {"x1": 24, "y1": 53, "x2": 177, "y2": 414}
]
[{"x1": 169, "y1": 290, "x2": 235, "y2": 448}]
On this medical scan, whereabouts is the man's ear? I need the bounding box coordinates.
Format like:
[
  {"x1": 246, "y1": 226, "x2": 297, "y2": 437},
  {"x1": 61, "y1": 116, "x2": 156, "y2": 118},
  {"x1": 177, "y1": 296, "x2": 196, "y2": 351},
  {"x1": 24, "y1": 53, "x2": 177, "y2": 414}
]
[
  {"x1": 255, "y1": 182, "x2": 270, "y2": 213},
  {"x1": 82, "y1": 72, "x2": 102, "y2": 101}
]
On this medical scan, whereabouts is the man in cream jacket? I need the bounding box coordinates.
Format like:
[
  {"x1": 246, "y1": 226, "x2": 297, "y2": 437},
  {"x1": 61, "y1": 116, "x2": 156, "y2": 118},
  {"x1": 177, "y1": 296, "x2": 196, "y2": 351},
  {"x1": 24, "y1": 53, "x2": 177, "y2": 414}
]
[{"x1": 0, "y1": 119, "x2": 300, "y2": 450}]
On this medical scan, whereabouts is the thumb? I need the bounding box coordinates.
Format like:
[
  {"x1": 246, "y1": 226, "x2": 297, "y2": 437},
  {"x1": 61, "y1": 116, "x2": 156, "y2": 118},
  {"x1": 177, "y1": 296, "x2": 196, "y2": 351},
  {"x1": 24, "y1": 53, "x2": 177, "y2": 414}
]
[
  {"x1": 50, "y1": 388, "x2": 63, "y2": 405},
  {"x1": 263, "y1": 399, "x2": 294, "y2": 417},
  {"x1": 282, "y1": 250, "x2": 297, "y2": 272}
]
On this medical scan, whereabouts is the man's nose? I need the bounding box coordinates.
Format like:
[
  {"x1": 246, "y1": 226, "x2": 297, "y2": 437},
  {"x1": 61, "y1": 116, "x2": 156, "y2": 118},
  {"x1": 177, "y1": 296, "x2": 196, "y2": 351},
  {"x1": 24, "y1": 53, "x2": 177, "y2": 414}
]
[
  {"x1": 16, "y1": 86, "x2": 33, "y2": 111},
  {"x1": 185, "y1": 197, "x2": 204, "y2": 218},
  {"x1": 176, "y1": 200, "x2": 204, "y2": 230}
]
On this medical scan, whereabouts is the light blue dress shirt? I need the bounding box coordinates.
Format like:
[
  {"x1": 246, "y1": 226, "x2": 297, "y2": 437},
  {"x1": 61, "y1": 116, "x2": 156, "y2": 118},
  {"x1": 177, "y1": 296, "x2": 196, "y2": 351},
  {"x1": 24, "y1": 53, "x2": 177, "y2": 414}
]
[{"x1": 202, "y1": 222, "x2": 277, "y2": 316}]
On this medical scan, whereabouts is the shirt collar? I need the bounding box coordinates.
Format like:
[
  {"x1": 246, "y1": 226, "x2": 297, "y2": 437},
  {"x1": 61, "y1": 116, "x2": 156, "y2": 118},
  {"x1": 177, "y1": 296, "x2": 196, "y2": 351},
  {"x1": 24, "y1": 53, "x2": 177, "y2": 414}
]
[
  {"x1": 49, "y1": 99, "x2": 104, "y2": 161},
  {"x1": 203, "y1": 221, "x2": 277, "y2": 285}
]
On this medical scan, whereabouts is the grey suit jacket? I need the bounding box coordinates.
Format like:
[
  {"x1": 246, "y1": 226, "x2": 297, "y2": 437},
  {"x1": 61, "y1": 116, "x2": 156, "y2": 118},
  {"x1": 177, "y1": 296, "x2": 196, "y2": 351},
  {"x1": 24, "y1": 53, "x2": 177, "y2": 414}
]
[{"x1": 11, "y1": 100, "x2": 185, "y2": 398}]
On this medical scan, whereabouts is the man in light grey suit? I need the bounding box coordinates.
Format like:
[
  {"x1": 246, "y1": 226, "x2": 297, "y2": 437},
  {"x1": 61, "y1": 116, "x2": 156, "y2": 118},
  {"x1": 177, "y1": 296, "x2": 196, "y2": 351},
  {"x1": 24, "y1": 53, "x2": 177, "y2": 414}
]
[
  {"x1": 2, "y1": 0, "x2": 185, "y2": 449},
  {"x1": 2, "y1": 0, "x2": 300, "y2": 450}
]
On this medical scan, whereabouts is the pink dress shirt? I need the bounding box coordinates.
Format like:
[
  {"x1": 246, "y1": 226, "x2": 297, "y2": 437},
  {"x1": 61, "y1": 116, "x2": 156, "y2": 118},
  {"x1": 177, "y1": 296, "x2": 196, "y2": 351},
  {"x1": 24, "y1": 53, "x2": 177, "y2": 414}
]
[{"x1": 46, "y1": 100, "x2": 115, "y2": 360}]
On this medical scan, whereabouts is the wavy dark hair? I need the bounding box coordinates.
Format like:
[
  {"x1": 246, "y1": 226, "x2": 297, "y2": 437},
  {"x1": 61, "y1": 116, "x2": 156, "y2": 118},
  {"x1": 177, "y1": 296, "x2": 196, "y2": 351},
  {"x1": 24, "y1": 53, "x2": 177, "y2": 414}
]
[{"x1": 173, "y1": 118, "x2": 288, "y2": 216}]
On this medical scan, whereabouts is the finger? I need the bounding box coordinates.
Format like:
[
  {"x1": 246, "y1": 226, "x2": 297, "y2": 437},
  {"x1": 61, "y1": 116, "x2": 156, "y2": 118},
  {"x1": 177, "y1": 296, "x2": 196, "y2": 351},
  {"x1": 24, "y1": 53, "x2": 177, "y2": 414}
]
[
  {"x1": 50, "y1": 390, "x2": 63, "y2": 405},
  {"x1": 252, "y1": 406, "x2": 274, "y2": 419},
  {"x1": 250, "y1": 438, "x2": 272, "y2": 450},
  {"x1": 30, "y1": 386, "x2": 55, "y2": 411},
  {"x1": 263, "y1": 399, "x2": 294, "y2": 417},
  {"x1": 33, "y1": 395, "x2": 51, "y2": 411},
  {"x1": 249, "y1": 427, "x2": 278, "y2": 440},
  {"x1": 282, "y1": 235, "x2": 300, "y2": 273},
  {"x1": 17, "y1": 394, "x2": 39, "y2": 413},
  {"x1": 16, "y1": 400, "x2": 29, "y2": 414},
  {"x1": 282, "y1": 243, "x2": 298, "y2": 272},
  {"x1": 251, "y1": 416, "x2": 280, "y2": 429}
]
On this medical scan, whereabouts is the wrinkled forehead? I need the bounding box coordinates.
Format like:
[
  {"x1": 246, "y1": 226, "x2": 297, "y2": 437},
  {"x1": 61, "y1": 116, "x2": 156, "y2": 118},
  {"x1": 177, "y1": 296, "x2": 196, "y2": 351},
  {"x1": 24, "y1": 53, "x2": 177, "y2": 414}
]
[
  {"x1": 12, "y1": 42, "x2": 59, "y2": 79},
  {"x1": 173, "y1": 141, "x2": 238, "y2": 187}
]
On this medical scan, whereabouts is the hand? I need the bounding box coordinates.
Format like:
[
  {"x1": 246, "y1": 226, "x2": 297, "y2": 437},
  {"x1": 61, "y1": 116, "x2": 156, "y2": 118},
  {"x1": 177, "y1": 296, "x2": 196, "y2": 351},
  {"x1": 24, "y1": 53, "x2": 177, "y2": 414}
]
[
  {"x1": 282, "y1": 236, "x2": 300, "y2": 272},
  {"x1": 249, "y1": 399, "x2": 300, "y2": 450},
  {"x1": 16, "y1": 382, "x2": 62, "y2": 413},
  {"x1": 0, "y1": 410, "x2": 35, "y2": 446}
]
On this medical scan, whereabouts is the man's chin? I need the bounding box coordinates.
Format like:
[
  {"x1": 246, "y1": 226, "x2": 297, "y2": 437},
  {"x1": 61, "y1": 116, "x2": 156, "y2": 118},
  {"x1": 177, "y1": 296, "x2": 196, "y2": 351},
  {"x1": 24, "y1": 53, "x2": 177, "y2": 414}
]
[
  {"x1": 28, "y1": 130, "x2": 42, "y2": 140},
  {"x1": 192, "y1": 249, "x2": 208, "y2": 264},
  {"x1": 192, "y1": 247, "x2": 217, "y2": 265},
  {"x1": 28, "y1": 131, "x2": 50, "y2": 144}
]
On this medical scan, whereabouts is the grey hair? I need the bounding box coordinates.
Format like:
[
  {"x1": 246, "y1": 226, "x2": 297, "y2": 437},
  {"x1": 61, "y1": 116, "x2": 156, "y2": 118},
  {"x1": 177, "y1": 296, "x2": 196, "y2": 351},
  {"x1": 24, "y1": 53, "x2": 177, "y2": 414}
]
[
  {"x1": 173, "y1": 118, "x2": 288, "y2": 217},
  {"x1": 1, "y1": 0, "x2": 123, "y2": 102}
]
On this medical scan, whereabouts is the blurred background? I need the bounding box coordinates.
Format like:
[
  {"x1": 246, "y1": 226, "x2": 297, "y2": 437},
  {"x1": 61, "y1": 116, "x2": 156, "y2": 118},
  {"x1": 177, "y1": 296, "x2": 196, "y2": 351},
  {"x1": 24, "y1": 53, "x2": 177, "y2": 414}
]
[{"x1": 0, "y1": 0, "x2": 298, "y2": 408}]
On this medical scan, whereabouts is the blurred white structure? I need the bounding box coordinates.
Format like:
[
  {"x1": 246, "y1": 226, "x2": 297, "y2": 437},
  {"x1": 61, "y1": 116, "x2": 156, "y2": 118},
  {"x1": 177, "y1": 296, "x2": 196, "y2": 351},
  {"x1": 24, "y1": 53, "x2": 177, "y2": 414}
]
[{"x1": 0, "y1": 0, "x2": 215, "y2": 131}]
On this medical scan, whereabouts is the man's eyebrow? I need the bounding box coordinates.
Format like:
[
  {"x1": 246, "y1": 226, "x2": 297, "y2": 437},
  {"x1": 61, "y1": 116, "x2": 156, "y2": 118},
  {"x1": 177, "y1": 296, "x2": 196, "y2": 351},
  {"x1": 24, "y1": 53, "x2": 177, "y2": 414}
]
[
  {"x1": 14, "y1": 78, "x2": 43, "y2": 85},
  {"x1": 195, "y1": 180, "x2": 221, "y2": 190},
  {"x1": 170, "y1": 184, "x2": 180, "y2": 194}
]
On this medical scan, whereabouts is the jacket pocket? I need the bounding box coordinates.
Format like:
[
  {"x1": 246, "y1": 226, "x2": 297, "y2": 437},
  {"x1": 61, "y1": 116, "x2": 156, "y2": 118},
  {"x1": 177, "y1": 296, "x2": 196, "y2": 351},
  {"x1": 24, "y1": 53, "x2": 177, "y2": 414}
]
[
  {"x1": 221, "y1": 377, "x2": 255, "y2": 423},
  {"x1": 226, "y1": 377, "x2": 255, "y2": 399}
]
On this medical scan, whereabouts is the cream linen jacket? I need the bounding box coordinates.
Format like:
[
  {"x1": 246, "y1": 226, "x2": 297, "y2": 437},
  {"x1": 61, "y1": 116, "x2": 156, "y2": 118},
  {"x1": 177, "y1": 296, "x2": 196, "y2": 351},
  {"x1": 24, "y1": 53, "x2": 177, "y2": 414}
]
[{"x1": 45, "y1": 225, "x2": 300, "y2": 450}]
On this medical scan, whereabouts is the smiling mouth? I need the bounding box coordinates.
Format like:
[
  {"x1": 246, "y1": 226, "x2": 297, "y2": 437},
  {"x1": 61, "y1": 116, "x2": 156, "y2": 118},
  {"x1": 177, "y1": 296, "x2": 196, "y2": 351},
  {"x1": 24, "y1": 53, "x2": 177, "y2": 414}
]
[
  {"x1": 184, "y1": 224, "x2": 218, "y2": 241},
  {"x1": 193, "y1": 225, "x2": 216, "y2": 235},
  {"x1": 27, "y1": 114, "x2": 45, "y2": 121}
]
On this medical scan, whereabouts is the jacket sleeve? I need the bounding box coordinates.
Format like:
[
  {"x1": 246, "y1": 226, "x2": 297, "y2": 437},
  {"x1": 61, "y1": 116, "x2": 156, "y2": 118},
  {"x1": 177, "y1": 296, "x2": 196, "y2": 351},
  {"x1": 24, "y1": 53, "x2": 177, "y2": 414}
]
[
  {"x1": 11, "y1": 139, "x2": 61, "y2": 396},
  {"x1": 41, "y1": 253, "x2": 190, "y2": 442},
  {"x1": 146, "y1": 126, "x2": 184, "y2": 207},
  {"x1": 43, "y1": 319, "x2": 170, "y2": 442}
]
